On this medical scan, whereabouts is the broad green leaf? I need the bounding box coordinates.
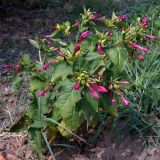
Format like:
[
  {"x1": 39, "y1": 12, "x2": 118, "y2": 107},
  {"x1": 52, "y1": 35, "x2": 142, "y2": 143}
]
[
  {"x1": 51, "y1": 62, "x2": 72, "y2": 82},
  {"x1": 109, "y1": 46, "x2": 128, "y2": 74},
  {"x1": 55, "y1": 79, "x2": 81, "y2": 118},
  {"x1": 76, "y1": 91, "x2": 98, "y2": 125},
  {"x1": 30, "y1": 78, "x2": 48, "y2": 92}
]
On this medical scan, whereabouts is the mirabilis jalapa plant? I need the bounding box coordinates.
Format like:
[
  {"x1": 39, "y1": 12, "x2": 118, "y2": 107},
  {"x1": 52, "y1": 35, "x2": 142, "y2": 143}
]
[{"x1": 1, "y1": 9, "x2": 158, "y2": 155}]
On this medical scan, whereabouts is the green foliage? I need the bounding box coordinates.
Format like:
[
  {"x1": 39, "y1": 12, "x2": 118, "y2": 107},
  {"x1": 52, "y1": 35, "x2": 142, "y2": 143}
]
[{"x1": 8, "y1": 8, "x2": 158, "y2": 156}]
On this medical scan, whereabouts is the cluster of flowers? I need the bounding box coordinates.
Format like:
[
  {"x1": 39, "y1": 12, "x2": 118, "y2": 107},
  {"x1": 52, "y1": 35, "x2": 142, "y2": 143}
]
[{"x1": 1, "y1": 13, "x2": 158, "y2": 107}]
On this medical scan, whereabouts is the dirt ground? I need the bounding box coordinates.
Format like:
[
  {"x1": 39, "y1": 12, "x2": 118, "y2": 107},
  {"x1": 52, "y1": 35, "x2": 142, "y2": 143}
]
[{"x1": 0, "y1": 3, "x2": 160, "y2": 160}]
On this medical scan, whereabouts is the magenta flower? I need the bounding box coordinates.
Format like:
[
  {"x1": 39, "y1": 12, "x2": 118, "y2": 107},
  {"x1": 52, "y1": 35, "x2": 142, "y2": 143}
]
[
  {"x1": 1, "y1": 65, "x2": 16, "y2": 69},
  {"x1": 38, "y1": 87, "x2": 50, "y2": 97},
  {"x1": 72, "y1": 22, "x2": 80, "y2": 27},
  {"x1": 56, "y1": 49, "x2": 65, "y2": 57},
  {"x1": 79, "y1": 30, "x2": 90, "y2": 43},
  {"x1": 43, "y1": 35, "x2": 52, "y2": 38},
  {"x1": 88, "y1": 86, "x2": 99, "y2": 99},
  {"x1": 97, "y1": 43, "x2": 103, "y2": 55},
  {"x1": 37, "y1": 59, "x2": 55, "y2": 72},
  {"x1": 145, "y1": 34, "x2": 157, "y2": 40},
  {"x1": 73, "y1": 81, "x2": 80, "y2": 90},
  {"x1": 17, "y1": 64, "x2": 21, "y2": 77},
  {"x1": 118, "y1": 15, "x2": 127, "y2": 21},
  {"x1": 128, "y1": 42, "x2": 148, "y2": 54},
  {"x1": 116, "y1": 81, "x2": 129, "y2": 85},
  {"x1": 135, "y1": 51, "x2": 144, "y2": 61},
  {"x1": 141, "y1": 17, "x2": 149, "y2": 24},
  {"x1": 89, "y1": 16, "x2": 105, "y2": 22},
  {"x1": 118, "y1": 91, "x2": 129, "y2": 106},
  {"x1": 140, "y1": 17, "x2": 149, "y2": 29},
  {"x1": 74, "y1": 43, "x2": 81, "y2": 54},
  {"x1": 90, "y1": 82, "x2": 108, "y2": 93},
  {"x1": 109, "y1": 91, "x2": 116, "y2": 104},
  {"x1": 111, "y1": 98, "x2": 116, "y2": 104},
  {"x1": 47, "y1": 41, "x2": 53, "y2": 46}
]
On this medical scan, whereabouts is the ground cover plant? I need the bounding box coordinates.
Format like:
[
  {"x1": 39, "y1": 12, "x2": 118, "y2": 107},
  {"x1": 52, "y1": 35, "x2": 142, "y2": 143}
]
[{"x1": 1, "y1": 7, "x2": 159, "y2": 158}]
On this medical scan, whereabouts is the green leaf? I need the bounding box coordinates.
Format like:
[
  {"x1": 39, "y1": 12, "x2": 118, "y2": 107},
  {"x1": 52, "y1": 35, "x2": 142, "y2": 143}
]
[
  {"x1": 29, "y1": 39, "x2": 40, "y2": 49},
  {"x1": 52, "y1": 39, "x2": 67, "y2": 47},
  {"x1": 109, "y1": 46, "x2": 128, "y2": 74},
  {"x1": 11, "y1": 72, "x2": 23, "y2": 87},
  {"x1": 29, "y1": 128, "x2": 43, "y2": 156},
  {"x1": 76, "y1": 91, "x2": 98, "y2": 125},
  {"x1": 30, "y1": 78, "x2": 48, "y2": 92},
  {"x1": 22, "y1": 53, "x2": 31, "y2": 65},
  {"x1": 55, "y1": 79, "x2": 81, "y2": 119},
  {"x1": 51, "y1": 62, "x2": 72, "y2": 82}
]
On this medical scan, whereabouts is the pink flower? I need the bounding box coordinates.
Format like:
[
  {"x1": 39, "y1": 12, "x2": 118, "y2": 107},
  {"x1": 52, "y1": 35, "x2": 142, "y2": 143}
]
[
  {"x1": 56, "y1": 49, "x2": 65, "y2": 57},
  {"x1": 111, "y1": 98, "x2": 116, "y2": 104},
  {"x1": 118, "y1": 91, "x2": 129, "y2": 106},
  {"x1": 74, "y1": 43, "x2": 80, "y2": 54},
  {"x1": 97, "y1": 43, "x2": 103, "y2": 55},
  {"x1": 135, "y1": 51, "x2": 144, "y2": 61},
  {"x1": 73, "y1": 81, "x2": 80, "y2": 90},
  {"x1": 50, "y1": 25, "x2": 57, "y2": 31},
  {"x1": 43, "y1": 35, "x2": 52, "y2": 38},
  {"x1": 89, "y1": 16, "x2": 105, "y2": 22},
  {"x1": 1, "y1": 65, "x2": 16, "y2": 69},
  {"x1": 90, "y1": 82, "x2": 108, "y2": 93},
  {"x1": 16, "y1": 64, "x2": 21, "y2": 77},
  {"x1": 88, "y1": 86, "x2": 99, "y2": 99},
  {"x1": 145, "y1": 34, "x2": 157, "y2": 40},
  {"x1": 118, "y1": 15, "x2": 127, "y2": 21},
  {"x1": 38, "y1": 87, "x2": 50, "y2": 97},
  {"x1": 79, "y1": 30, "x2": 90, "y2": 43},
  {"x1": 116, "y1": 81, "x2": 129, "y2": 85},
  {"x1": 109, "y1": 91, "x2": 116, "y2": 104},
  {"x1": 128, "y1": 42, "x2": 148, "y2": 54},
  {"x1": 72, "y1": 22, "x2": 80, "y2": 27},
  {"x1": 37, "y1": 59, "x2": 55, "y2": 72},
  {"x1": 47, "y1": 41, "x2": 53, "y2": 46},
  {"x1": 141, "y1": 17, "x2": 149, "y2": 24},
  {"x1": 140, "y1": 17, "x2": 149, "y2": 29}
]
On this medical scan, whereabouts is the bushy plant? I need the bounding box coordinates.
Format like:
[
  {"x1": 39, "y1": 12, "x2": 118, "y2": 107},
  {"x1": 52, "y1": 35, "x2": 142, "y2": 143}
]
[{"x1": 1, "y1": 8, "x2": 158, "y2": 156}]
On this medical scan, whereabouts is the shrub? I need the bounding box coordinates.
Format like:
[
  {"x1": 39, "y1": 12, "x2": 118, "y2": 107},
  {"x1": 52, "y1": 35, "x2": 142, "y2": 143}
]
[{"x1": 1, "y1": 8, "x2": 158, "y2": 156}]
